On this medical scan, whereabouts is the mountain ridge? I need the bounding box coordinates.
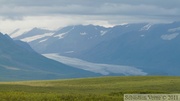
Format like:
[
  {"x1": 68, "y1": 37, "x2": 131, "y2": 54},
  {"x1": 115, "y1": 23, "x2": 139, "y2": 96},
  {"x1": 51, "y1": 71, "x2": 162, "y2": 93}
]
[
  {"x1": 10, "y1": 21, "x2": 180, "y2": 75},
  {"x1": 0, "y1": 33, "x2": 100, "y2": 81}
]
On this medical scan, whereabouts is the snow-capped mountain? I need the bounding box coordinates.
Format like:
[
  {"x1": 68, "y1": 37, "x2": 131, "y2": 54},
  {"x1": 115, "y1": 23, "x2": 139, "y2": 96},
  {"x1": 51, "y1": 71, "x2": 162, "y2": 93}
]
[
  {"x1": 0, "y1": 33, "x2": 100, "y2": 81},
  {"x1": 12, "y1": 22, "x2": 180, "y2": 75},
  {"x1": 13, "y1": 25, "x2": 110, "y2": 55},
  {"x1": 13, "y1": 24, "x2": 148, "y2": 56},
  {"x1": 78, "y1": 22, "x2": 180, "y2": 75}
]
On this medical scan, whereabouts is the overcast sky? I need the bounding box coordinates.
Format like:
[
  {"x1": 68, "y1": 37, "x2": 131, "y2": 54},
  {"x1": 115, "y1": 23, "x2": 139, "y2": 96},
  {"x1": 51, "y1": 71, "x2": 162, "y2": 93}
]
[{"x1": 0, "y1": 0, "x2": 180, "y2": 33}]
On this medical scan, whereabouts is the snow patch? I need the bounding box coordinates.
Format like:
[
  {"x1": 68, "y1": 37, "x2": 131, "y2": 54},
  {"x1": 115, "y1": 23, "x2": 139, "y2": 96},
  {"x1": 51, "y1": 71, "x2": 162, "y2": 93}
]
[
  {"x1": 54, "y1": 33, "x2": 67, "y2": 39},
  {"x1": 119, "y1": 23, "x2": 129, "y2": 27},
  {"x1": 43, "y1": 53, "x2": 147, "y2": 76},
  {"x1": 80, "y1": 32, "x2": 87, "y2": 35},
  {"x1": 120, "y1": 23, "x2": 128, "y2": 26},
  {"x1": 100, "y1": 30, "x2": 107, "y2": 36},
  {"x1": 39, "y1": 39, "x2": 48, "y2": 43},
  {"x1": 161, "y1": 33, "x2": 179, "y2": 40},
  {"x1": 54, "y1": 26, "x2": 75, "y2": 39},
  {"x1": 140, "y1": 24, "x2": 152, "y2": 31},
  {"x1": 168, "y1": 27, "x2": 180, "y2": 32},
  {"x1": 21, "y1": 33, "x2": 54, "y2": 42}
]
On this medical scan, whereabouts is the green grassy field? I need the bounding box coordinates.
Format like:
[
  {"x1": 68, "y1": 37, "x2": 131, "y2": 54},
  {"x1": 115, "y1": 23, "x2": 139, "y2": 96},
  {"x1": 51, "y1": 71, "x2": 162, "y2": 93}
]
[{"x1": 0, "y1": 76, "x2": 180, "y2": 101}]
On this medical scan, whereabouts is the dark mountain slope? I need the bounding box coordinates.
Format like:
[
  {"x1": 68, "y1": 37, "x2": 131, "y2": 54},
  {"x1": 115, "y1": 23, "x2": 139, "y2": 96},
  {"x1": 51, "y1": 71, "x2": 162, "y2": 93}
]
[{"x1": 0, "y1": 33, "x2": 100, "y2": 81}]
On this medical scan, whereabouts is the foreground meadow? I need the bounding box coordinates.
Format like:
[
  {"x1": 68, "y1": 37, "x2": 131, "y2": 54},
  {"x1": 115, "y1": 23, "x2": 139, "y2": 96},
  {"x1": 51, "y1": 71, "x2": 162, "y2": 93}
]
[{"x1": 0, "y1": 76, "x2": 180, "y2": 101}]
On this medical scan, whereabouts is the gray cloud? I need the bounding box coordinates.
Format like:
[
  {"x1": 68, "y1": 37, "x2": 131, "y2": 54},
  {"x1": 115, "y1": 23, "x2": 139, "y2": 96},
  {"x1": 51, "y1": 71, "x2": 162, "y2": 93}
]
[{"x1": 0, "y1": 0, "x2": 180, "y2": 23}]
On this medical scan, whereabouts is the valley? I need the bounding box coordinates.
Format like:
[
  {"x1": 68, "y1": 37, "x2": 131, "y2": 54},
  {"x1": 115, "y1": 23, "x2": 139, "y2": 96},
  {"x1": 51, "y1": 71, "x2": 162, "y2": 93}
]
[
  {"x1": 0, "y1": 0, "x2": 180, "y2": 101},
  {"x1": 10, "y1": 22, "x2": 180, "y2": 76}
]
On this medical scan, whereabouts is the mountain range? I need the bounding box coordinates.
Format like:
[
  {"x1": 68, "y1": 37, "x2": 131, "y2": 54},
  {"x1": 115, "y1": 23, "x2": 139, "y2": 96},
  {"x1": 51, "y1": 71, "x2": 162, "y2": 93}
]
[
  {"x1": 0, "y1": 33, "x2": 100, "y2": 81},
  {"x1": 10, "y1": 21, "x2": 180, "y2": 76}
]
